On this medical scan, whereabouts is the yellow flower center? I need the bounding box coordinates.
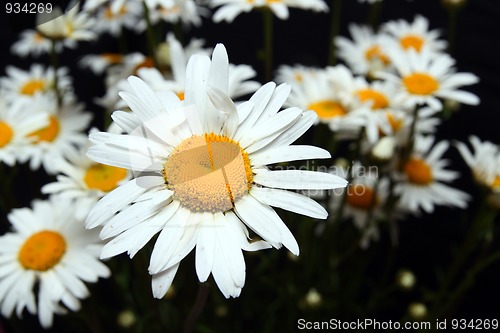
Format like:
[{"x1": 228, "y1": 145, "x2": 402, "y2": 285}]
[
  {"x1": 104, "y1": 5, "x2": 127, "y2": 19},
  {"x1": 159, "y1": 5, "x2": 180, "y2": 14},
  {"x1": 176, "y1": 91, "x2": 185, "y2": 101},
  {"x1": 403, "y1": 73, "x2": 439, "y2": 95},
  {"x1": 356, "y1": 89, "x2": 389, "y2": 110},
  {"x1": 101, "y1": 53, "x2": 124, "y2": 64},
  {"x1": 163, "y1": 133, "x2": 253, "y2": 213},
  {"x1": 308, "y1": 100, "x2": 346, "y2": 120},
  {"x1": 404, "y1": 158, "x2": 433, "y2": 185},
  {"x1": 400, "y1": 35, "x2": 425, "y2": 52},
  {"x1": 0, "y1": 121, "x2": 14, "y2": 148},
  {"x1": 33, "y1": 32, "x2": 45, "y2": 43},
  {"x1": 364, "y1": 45, "x2": 390, "y2": 66},
  {"x1": 133, "y1": 57, "x2": 155, "y2": 75},
  {"x1": 20, "y1": 79, "x2": 46, "y2": 95},
  {"x1": 28, "y1": 115, "x2": 60, "y2": 143},
  {"x1": 84, "y1": 163, "x2": 128, "y2": 192},
  {"x1": 18, "y1": 230, "x2": 66, "y2": 271},
  {"x1": 346, "y1": 184, "x2": 378, "y2": 210}
]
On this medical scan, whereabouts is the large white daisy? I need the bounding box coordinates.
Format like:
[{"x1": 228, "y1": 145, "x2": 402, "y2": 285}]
[
  {"x1": 0, "y1": 197, "x2": 110, "y2": 328},
  {"x1": 377, "y1": 48, "x2": 480, "y2": 111},
  {"x1": 394, "y1": 135, "x2": 470, "y2": 214},
  {"x1": 86, "y1": 44, "x2": 347, "y2": 298}
]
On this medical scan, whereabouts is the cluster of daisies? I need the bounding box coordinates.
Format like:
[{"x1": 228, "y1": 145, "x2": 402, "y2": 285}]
[{"x1": 0, "y1": 0, "x2": 497, "y2": 330}]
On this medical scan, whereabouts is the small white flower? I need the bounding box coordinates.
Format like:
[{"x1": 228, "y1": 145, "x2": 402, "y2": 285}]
[
  {"x1": 395, "y1": 135, "x2": 470, "y2": 214},
  {"x1": 377, "y1": 48, "x2": 479, "y2": 111},
  {"x1": 0, "y1": 197, "x2": 110, "y2": 328},
  {"x1": 10, "y1": 30, "x2": 56, "y2": 58}
]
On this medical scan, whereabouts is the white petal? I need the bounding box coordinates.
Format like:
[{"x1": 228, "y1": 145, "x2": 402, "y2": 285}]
[
  {"x1": 195, "y1": 218, "x2": 217, "y2": 283},
  {"x1": 254, "y1": 169, "x2": 348, "y2": 190},
  {"x1": 151, "y1": 263, "x2": 180, "y2": 299},
  {"x1": 251, "y1": 187, "x2": 328, "y2": 219},
  {"x1": 250, "y1": 145, "x2": 330, "y2": 166}
]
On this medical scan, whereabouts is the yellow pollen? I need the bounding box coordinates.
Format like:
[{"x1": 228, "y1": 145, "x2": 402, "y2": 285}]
[
  {"x1": 101, "y1": 53, "x2": 124, "y2": 64},
  {"x1": 18, "y1": 230, "x2": 66, "y2": 271},
  {"x1": 176, "y1": 91, "x2": 185, "y2": 101},
  {"x1": 28, "y1": 115, "x2": 60, "y2": 143},
  {"x1": 294, "y1": 73, "x2": 303, "y2": 83},
  {"x1": 308, "y1": 100, "x2": 346, "y2": 120},
  {"x1": 404, "y1": 158, "x2": 433, "y2": 185},
  {"x1": 365, "y1": 45, "x2": 390, "y2": 66},
  {"x1": 346, "y1": 184, "x2": 378, "y2": 210},
  {"x1": 403, "y1": 73, "x2": 439, "y2": 95},
  {"x1": 0, "y1": 121, "x2": 14, "y2": 148},
  {"x1": 84, "y1": 163, "x2": 128, "y2": 192},
  {"x1": 20, "y1": 79, "x2": 46, "y2": 95},
  {"x1": 33, "y1": 32, "x2": 45, "y2": 43},
  {"x1": 400, "y1": 35, "x2": 425, "y2": 52},
  {"x1": 357, "y1": 89, "x2": 389, "y2": 110},
  {"x1": 163, "y1": 133, "x2": 253, "y2": 213}
]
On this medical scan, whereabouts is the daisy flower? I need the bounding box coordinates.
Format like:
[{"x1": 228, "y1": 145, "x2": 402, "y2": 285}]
[
  {"x1": 85, "y1": 44, "x2": 347, "y2": 298},
  {"x1": 42, "y1": 130, "x2": 131, "y2": 220},
  {"x1": 331, "y1": 163, "x2": 389, "y2": 248},
  {"x1": 284, "y1": 65, "x2": 369, "y2": 140},
  {"x1": 36, "y1": 4, "x2": 96, "y2": 48},
  {"x1": 148, "y1": 0, "x2": 207, "y2": 26},
  {"x1": 381, "y1": 15, "x2": 447, "y2": 54},
  {"x1": 394, "y1": 135, "x2": 470, "y2": 214},
  {"x1": 0, "y1": 98, "x2": 49, "y2": 166},
  {"x1": 18, "y1": 94, "x2": 92, "y2": 174},
  {"x1": 10, "y1": 30, "x2": 57, "y2": 58},
  {"x1": 335, "y1": 23, "x2": 392, "y2": 77},
  {"x1": 92, "y1": 0, "x2": 144, "y2": 37},
  {"x1": 455, "y1": 136, "x2": 500, "y2": 192},
  {"x1": 211, "y1": 0, "x2": 328, "y2": 23},
  {"x1": 377, "y1": 48, "x2": 480, "y2": 111},
  {"x1": 0, "y1": 64, "x2": 72, "y2": 103},
  {"x1": 275, "y1": 64, "x2": 319, "y2": 89},
  {"x1": 0, "y1": 197, "x2": 110, "y2": 328},
  {"x1": 79, "y1": 53, "x2": 126, "y2": 75}
]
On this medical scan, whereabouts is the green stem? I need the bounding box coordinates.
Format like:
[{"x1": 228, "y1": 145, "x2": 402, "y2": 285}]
[
  {"x1": 367, "y1": 0, "x2": 383, "y2": 29},
  {"x1": 263, "y1": 9, "x2": 273, "y2": 82},
  {"x1": 327, "y1": 0, "x2": 342, "y2": 66},
  {"x1": 142, "y1": 0, "x2": 159, "y2": 68},
  {"x1": 183, "y1": 283, "x2": 210, "y2": 333},
  {"x1": 447, "y1": 7, "x2": 459, "y2": 54}
]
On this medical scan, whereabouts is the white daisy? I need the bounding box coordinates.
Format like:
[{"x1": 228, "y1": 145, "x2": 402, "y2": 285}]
[
  {"x1": 92, "y1": 0, "x2": 144, "y2": 36},
  {"x1": 335, "y1": 23, "x2": 392, "y2": 77},
  {"x1": 79, "y1": 53, "x2": 126, "y2": 75},
  {"x1": 275, "y1": 64, "x2": 319, "y2": 89},
  {"x1": 211, "y1": 0, "x2": 328, "y2": 23},
  {"x1": 10, "y1": 30, "x2": 57, "y2": 58},
  {"x1": 331, "y1": 163, "x2": 389, "y2": 248},
  {"x1": 0, "y1": 98, "x2": 49, "y2": 166},
  {"x1": 0, "y1": 197, "x2": 110, "y2": 328},
  {"x1": 41, "y1": 130, "x2": 131, "y2": 220},
  {"x1": 394, "y1": 135, "x2": 470, "y2": 214},
  {"x1": 36, "y1": 4, "x2": 97, "y2": 48},
  {"x1": 17, "y1": 94, "x2": 92, "y2": 174},
  {"x1": 148, "y1": 0, "x2": 207, "y2": 26},
  {"x1": 85, "y1": 44, "x2": 347, "y2": 298},
  {"x1": 377, "y1": 48, "x2": 480, "y2": 111},
  {"x1": 381, "y1": 15, "x2": 447, "y2": 54},
  {"x1": 455, "y1": 136, "x2": 500, "y2": 192},
  {"x1": 284, "y1": 65, "x2": 369, "y2": 139},
  {"x1": 0, "y1": 64, "x2": 72, "y2": 103}
]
